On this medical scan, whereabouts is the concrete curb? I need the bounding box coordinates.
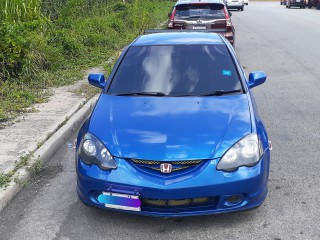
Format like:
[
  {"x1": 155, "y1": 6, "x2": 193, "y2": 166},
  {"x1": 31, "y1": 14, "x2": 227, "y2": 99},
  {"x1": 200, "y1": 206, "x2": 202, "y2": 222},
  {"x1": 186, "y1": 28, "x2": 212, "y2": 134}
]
[{"x1": 0, "y1": 95, "x2": 98, "y2": 213}]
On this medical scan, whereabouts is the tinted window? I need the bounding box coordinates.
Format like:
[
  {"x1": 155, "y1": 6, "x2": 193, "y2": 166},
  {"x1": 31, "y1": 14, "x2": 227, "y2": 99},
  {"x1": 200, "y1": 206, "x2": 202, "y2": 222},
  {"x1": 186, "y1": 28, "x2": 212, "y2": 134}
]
[
  {"x1": 175, "y1": 4, "x2": 225, "y2": 20},
  {"x1": 108, "y1": 45, "x2": 242, "y2": 96}
]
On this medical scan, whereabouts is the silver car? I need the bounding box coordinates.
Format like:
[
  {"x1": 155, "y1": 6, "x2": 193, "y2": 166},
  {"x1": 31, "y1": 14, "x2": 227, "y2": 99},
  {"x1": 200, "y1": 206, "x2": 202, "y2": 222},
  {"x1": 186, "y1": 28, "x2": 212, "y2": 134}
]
[{"x1": 226, "y1": 0, "x2": 245, "y2": 11}]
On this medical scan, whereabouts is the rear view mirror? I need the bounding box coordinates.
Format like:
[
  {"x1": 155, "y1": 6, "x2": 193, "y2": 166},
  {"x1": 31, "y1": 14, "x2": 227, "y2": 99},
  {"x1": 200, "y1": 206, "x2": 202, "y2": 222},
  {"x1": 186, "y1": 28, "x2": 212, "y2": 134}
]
[
  {"x1": 88, "y1": 73, "x2": 106, "y2": 89},
  {"x1": 248, "y1": 71, "x2": 267, "y2": 89}
]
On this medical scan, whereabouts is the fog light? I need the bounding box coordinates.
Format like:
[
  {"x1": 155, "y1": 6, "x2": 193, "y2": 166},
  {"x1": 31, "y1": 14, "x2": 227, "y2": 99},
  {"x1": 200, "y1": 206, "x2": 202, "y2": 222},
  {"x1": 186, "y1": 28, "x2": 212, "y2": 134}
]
[{"x1": 226, "y1": 195, "x2": 242, "y2": 204}]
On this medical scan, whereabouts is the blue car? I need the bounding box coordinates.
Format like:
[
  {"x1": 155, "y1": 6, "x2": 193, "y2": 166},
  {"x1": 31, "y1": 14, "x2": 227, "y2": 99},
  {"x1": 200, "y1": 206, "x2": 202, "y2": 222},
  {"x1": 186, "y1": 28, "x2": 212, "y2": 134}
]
[{"x1": 76, "y1": 32, "x2": 271, "y2": 217}]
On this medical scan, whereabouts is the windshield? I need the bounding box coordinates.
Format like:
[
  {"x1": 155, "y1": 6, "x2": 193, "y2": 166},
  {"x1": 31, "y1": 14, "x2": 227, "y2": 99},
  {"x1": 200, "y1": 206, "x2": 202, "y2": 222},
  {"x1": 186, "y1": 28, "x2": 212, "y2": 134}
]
[
  {"x1": 107, "y1": 44, "x2": 242, "y2": 96},
  {"x1": 174, "y1": 4, "x2": 225, "y2": 20}
]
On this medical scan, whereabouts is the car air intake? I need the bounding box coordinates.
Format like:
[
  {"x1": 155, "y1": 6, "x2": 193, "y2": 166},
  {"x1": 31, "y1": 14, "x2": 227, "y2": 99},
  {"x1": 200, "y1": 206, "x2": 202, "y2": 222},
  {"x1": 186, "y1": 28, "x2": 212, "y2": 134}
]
[
  {"x1": 141, "y1": 197, "x2": 216, "y2": 208},
  {"x1": 130, "y1": 159, "x2": 203, "y2": 173}
]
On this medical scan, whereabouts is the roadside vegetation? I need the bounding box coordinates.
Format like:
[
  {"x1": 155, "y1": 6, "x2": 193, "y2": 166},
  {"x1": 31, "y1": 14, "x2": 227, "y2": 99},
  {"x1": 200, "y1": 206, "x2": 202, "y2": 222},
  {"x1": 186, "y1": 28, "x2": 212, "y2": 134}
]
[{"x1": 0, "y1": 0, "x2": 172, "y2": 123}]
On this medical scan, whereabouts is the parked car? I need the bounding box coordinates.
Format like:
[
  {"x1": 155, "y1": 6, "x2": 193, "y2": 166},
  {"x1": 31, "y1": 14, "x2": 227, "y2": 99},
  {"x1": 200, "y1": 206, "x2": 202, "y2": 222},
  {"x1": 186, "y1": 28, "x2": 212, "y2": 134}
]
[
  {"x1": 76, "y1": 31, "x2": 271, "y2": 217},
  {"x1": 167, "y1": 0, "x2": 235, "y2": 46},
  {"x1": 226, "y1": 0, "x2": 245, "y2": 11},
  {"x1": 307, "y1": 0, "x2": 320, "y2": 8},
  {"x1": 286, "y1": 0, "x2": 306, "y2": 8}
]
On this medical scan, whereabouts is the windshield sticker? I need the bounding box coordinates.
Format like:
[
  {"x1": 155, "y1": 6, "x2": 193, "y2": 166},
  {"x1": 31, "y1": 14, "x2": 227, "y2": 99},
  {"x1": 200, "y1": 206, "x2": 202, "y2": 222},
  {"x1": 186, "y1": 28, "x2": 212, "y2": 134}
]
[{"x1": 222, "y1": 70, "x2": 232, "y2": 76}]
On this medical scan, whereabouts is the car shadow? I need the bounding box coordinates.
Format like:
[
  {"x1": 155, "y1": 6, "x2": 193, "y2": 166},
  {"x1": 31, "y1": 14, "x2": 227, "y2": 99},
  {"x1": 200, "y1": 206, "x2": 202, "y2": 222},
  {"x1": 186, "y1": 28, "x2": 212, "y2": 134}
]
[{"x1": 61, "y1": 199, "x2": 268, "y2": 238}]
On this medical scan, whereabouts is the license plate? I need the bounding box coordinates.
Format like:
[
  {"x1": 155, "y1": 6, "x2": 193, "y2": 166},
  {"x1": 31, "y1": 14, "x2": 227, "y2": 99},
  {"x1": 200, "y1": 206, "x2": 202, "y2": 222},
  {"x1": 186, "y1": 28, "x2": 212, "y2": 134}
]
[
  {"x1": 193, "y1": 26, "x2": 206, "y2": 30},
  {"x1": 97, "y1": 192, "x2": 141, "y2": 211}
]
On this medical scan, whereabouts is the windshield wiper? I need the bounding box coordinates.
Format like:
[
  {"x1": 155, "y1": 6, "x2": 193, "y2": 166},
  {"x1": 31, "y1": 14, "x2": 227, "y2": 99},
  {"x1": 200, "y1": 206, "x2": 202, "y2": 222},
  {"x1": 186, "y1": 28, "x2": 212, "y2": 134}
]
[
  {"x1": 115, "y1": 90, "x2": 241, "y2": 97},
  {"x1": 199, "y1": 89, "x2": 242, "y2": 96},
  {"x1": 174, "y1": 89, "x2": 242, "y2": 97},
  {"x1": 116, "y1": 92, "x2": 166, "y2": 96}
]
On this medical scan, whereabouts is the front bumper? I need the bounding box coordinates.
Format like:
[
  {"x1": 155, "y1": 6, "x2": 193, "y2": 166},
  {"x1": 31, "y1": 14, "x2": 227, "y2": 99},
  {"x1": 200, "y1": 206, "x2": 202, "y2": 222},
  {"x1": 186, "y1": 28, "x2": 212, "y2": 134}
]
[{"x1": 77, "y1": 155, "x2": 269, "y2": 217}]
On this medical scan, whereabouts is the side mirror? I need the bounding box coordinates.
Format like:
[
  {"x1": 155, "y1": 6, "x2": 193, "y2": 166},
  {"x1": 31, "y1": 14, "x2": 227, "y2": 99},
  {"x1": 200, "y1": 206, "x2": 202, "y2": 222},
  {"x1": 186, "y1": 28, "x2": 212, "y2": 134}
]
[
  {"x1": 168, "y1": 13, "x2": 171, "y2": 18},
  {"x1": 229, "y1": 11, "x2": 232, "y2": 17},
  {"x1": 88, "y1": 73, "x2": 106, "y2": 89},
  {"x1": 248, "y1": 71, "x2": 267, "y2": 89}
]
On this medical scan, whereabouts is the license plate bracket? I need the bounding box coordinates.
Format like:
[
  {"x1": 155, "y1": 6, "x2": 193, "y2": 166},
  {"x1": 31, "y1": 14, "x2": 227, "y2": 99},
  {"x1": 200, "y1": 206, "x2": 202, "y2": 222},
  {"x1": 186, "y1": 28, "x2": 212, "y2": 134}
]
[{"x1": 97, "y1": 192, "x2": 141, "y2": 211}]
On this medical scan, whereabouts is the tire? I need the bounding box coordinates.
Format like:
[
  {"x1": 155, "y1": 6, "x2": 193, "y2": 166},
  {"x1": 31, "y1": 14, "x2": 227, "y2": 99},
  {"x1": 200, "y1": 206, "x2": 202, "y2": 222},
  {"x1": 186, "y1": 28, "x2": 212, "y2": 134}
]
[
  {"x1": 308, "y1": 1, "x2": 312, "y2": 8},
  {"x1": 317, "y1": 3, "x2": 320, "y2": 9},
  {"x1": 241, "y1": 6, "x2": 244, "y2": 11}
]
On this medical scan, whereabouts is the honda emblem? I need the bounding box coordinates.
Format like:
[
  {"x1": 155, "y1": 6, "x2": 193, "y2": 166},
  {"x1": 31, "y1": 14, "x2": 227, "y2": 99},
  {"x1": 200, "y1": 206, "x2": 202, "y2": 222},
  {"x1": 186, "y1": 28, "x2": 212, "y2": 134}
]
[
  {"x1": 160, "y1": 163, "x2": 172, "y2": 173},
  {"x1": 197, "y1": 20, "x2": 203, "y2": 24}
]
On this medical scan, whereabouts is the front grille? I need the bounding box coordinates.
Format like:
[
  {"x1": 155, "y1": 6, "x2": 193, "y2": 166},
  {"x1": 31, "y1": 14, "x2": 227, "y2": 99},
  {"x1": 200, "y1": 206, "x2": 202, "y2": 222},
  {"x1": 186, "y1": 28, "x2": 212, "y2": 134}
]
[
  {"x1": 131, "y1": 159, "x2": 202, "y2": 173},
  {"x1": 141, "y1": 197, "x2": 216, "y2": 209}
]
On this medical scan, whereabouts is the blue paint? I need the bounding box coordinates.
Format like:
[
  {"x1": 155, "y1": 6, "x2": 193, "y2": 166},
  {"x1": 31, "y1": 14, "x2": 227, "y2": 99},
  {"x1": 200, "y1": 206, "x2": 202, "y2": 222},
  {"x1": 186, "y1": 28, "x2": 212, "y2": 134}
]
[{"x1": 75, "y1": 32, "x2": 270, "y2": 217}]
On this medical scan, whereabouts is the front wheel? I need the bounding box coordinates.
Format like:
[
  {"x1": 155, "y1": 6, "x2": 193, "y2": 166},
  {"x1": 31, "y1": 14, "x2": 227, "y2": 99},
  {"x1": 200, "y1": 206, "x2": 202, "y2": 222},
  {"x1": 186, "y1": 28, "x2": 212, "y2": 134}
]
[{"x1": 241, "y1": 6, "x2": 244, "y2": 11}]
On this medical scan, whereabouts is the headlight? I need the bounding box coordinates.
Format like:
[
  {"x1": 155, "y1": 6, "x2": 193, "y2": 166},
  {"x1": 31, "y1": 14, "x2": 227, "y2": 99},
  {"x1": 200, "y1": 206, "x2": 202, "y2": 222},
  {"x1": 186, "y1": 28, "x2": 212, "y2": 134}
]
[
  {"x1": 79, "y1": 132, "x2": 117, "y2": 170},
  {"x1": 217, "y1": 133, "x2": 263, "y2": 172}
]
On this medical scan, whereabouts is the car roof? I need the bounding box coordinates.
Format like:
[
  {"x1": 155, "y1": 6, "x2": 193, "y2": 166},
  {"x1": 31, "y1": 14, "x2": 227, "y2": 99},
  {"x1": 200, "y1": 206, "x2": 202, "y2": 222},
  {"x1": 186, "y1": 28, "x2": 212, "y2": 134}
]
[
  {"x1": 132, "y1": 32, "x2": 225, "y2": 46},
  {"x1": 175, "y1": 0, "x2": 225, "y2": 5}
]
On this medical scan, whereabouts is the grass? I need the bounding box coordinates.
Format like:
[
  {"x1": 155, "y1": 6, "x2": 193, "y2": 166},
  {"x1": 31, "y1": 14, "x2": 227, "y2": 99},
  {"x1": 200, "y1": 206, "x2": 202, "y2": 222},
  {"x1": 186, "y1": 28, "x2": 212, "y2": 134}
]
[
  {"x1": 0, "y1": 0, "x2": 42, "y2": 22},
  {"x1": 0, "y1": 173, "x2": 11, "y2": 188},
  {"x1": 0, "y1": 0, "x2": 173, "y2": 123},
  {"x1": 0, "y1": 152, "x2": 37, "y2": 189}
]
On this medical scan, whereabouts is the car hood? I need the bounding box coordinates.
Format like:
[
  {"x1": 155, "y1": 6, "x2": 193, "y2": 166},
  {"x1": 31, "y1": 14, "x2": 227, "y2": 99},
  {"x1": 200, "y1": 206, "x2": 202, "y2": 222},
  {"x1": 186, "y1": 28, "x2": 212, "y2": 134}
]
[{"x1": 89, "y1": 94, "x2": 252, "y2": 161}]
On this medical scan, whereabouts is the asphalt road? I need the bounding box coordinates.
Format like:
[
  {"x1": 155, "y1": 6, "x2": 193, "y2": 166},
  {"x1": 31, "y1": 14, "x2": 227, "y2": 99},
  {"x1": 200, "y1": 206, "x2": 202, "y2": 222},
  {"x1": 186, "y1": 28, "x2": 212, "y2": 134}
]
[{"x1": 1, "y1": 2, "x2": 320, "y2": 240}]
